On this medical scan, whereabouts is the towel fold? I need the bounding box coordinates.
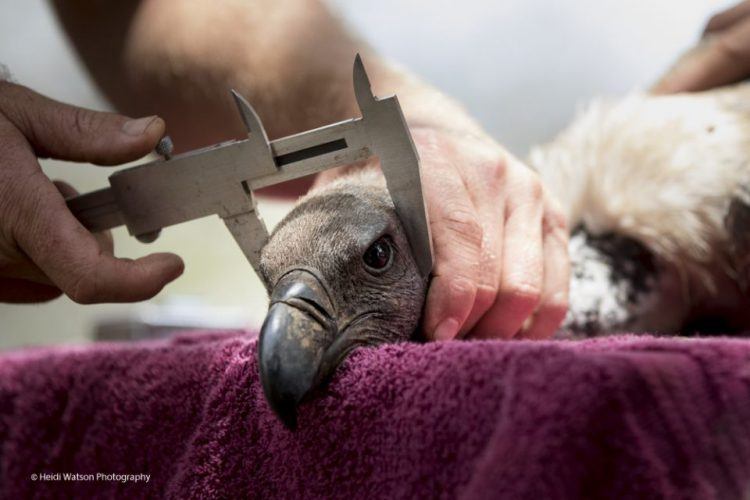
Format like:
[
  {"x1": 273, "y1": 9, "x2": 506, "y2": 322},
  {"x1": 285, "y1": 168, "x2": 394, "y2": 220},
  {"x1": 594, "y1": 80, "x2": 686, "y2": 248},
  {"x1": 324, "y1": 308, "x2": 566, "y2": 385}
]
[{"x1": 1, "y1": 332, "x2": 749, "y2": 499}]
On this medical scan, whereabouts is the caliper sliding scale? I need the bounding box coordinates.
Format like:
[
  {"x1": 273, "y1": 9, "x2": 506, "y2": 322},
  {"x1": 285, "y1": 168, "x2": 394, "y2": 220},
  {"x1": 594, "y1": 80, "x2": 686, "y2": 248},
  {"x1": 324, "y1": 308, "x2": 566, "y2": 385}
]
[{"x1": 66, "y1": 55, "x2": 433, "y2": 278}]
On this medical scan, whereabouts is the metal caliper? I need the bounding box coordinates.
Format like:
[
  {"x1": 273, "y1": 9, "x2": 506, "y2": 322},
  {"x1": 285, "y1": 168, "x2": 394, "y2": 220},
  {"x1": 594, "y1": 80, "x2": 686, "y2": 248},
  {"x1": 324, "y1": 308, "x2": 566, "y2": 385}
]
[{"x1": 66, "y1": 55, "x2": 433, "y2": 279}]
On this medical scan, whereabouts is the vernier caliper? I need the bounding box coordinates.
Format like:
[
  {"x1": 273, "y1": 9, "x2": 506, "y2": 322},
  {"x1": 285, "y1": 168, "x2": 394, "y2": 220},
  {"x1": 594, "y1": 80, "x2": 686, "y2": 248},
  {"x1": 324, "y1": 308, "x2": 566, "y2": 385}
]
[{"x1": 66, "y1": 55, "x2": 433, "y2": 278}]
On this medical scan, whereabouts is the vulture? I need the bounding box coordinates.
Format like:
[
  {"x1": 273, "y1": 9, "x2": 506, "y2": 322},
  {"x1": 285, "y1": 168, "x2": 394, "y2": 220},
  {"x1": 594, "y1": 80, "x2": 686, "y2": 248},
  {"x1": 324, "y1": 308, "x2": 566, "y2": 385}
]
[{"x1": 257, "y1": 82, "x2": 750, "y2": 427}]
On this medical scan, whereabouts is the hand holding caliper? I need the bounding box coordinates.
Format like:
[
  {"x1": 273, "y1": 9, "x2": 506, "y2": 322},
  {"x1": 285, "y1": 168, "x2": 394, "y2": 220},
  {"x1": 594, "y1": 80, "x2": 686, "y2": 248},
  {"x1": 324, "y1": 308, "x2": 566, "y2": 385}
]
[
  {"x1": 65, "y1": 56, "x2": 433, "y2": 280},
  {"x1": 2, "y1": 39, "x2": 567, "y2": 341},
  {"x1": 0, "y1": 78, "x2": 184, "y2": 303}
]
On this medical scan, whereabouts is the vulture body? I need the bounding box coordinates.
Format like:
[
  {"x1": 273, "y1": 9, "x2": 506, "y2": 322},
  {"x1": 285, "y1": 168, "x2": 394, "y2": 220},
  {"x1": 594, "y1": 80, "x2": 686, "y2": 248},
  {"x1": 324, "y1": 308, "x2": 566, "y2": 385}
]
[
  {"x1": 257, "y1": 83, "x2": 750, "y2": 426},
  {"x1": 530, "y1": 83, "x2": 750, "y2": 334}
]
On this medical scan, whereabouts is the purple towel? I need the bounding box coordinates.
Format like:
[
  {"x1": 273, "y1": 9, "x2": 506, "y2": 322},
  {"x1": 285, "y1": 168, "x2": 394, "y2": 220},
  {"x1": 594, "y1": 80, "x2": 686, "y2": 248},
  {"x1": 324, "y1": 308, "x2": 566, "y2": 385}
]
[{"x1": 1, "y1": 331, "x2": 749, "y2": 499}]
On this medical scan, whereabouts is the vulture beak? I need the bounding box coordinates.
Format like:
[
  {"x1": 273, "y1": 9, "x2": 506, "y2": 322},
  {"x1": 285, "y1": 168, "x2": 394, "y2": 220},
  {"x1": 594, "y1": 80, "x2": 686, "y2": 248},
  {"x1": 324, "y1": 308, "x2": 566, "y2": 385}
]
[{"x1": 259, "y1": 268, "x2": 340, "y2": 429}]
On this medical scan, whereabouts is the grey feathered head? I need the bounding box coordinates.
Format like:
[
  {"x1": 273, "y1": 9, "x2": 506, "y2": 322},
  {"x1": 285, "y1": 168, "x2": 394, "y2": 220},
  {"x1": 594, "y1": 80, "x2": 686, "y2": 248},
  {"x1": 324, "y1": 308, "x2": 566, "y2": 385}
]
[{"x1": 258, "y1": 170, "x2": 428, "y2": 427}]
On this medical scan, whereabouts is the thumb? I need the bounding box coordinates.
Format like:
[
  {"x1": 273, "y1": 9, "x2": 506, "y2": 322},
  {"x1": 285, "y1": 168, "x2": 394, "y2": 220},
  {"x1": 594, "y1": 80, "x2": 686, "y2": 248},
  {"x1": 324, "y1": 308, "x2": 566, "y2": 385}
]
[{"x1": 0, "y1": 81, "x2": 164, "y2": 165}]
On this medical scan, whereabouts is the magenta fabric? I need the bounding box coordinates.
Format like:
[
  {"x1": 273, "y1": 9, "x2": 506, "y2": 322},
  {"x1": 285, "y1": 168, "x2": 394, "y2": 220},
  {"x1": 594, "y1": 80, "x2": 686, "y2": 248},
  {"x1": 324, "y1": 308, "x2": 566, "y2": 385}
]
[{"x1": 1, "y1": 331, "x2": 749, "y2": 499}]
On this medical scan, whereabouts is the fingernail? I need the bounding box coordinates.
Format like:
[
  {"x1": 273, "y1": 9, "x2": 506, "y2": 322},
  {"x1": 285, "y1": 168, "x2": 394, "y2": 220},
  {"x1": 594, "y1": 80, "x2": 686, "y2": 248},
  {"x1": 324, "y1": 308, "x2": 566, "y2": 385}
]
[
  {"x1": 433, "y1": 318, "x2": 459, "y2": 341},
  {"x1": 122, "y1": 116, "x2": 158, "y2": 136}
]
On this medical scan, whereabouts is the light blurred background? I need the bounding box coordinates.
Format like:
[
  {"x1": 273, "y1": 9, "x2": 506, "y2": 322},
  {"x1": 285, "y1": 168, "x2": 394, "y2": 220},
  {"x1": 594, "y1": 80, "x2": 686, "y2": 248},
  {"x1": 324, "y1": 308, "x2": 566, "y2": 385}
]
[{"x1": 0, "y1": 0, "x2": 734, "y2": 349}]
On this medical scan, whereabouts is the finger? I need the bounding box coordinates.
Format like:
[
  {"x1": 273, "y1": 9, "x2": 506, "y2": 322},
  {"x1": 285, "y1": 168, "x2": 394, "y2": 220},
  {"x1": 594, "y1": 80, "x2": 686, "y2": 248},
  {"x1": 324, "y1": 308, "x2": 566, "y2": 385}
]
[
  {"x1": 421, "y1": 169, "x2": 483, "y2": 342},
  {"x1": 53, "y1": 180, "x2": 114, "y2": 254},
  {"x1": 705, "y1": 1, "x2": 750, "y2": 34},
  {"x1": 518, "y1": 208, "x2": 570, "y2": 340},
  {"x1": 471, "y1": 172, "x2": 544, "y2": 339},
  {"x1": 653, "y1": 19, "x2": 750, "y2": 93},
  {"x1": 0, "y1": 258, "x2": 55, "y2": 285},
  {"x1": 0, "y1": 278, "x2": 62, "y2": 303},
  {"x1": 13, "y1": 161, "x2": 184, "y2": 303},
  {"x1": 456, "y1": 160, "x2": 508, "y2": 337},
  {"x1": 0, "y1": 81, "x2": 164, "y2": 165}
]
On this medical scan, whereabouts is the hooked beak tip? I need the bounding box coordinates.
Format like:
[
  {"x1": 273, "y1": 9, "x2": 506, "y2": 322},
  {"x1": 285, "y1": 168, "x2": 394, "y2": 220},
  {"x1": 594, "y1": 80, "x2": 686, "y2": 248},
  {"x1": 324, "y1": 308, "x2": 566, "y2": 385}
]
[
  {"x1": 269, "y1": 396, "x2": 298, "y2": 430},
  {"x1": 258, "y1": 270, "x2": 337, "y2": 428}
]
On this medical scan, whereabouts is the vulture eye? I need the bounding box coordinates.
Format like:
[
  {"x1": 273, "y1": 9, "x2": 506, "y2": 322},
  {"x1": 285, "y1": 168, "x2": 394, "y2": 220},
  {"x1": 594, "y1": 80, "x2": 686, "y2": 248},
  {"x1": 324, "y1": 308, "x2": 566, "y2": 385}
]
[{"x1": 363, "y1": 236, "x2": 393, "y2": 273}]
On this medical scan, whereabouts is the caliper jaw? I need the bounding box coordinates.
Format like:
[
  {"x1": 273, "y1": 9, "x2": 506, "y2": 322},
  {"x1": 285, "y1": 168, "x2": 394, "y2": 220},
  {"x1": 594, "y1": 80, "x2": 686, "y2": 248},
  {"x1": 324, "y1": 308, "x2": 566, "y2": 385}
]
[
  {"x1": 217, "y1": 91, "x2": 277, "y2": 275},
  {"x1": 66, "y1": 55, "x2": 434, "y2": 281}
]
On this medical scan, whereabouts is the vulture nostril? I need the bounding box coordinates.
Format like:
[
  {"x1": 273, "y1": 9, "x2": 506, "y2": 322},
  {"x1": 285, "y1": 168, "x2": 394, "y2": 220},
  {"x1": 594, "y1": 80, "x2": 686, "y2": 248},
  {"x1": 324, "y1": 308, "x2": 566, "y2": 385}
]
[
  {"x1": 279, "y1": 296, "x2": 335, "y2": 327},
  {"x1": 271, "y1": 268, "x2": 336, "y2": 316},
  {"x1": 296, "y1": 296, "x2": 333, "y2": 320}
]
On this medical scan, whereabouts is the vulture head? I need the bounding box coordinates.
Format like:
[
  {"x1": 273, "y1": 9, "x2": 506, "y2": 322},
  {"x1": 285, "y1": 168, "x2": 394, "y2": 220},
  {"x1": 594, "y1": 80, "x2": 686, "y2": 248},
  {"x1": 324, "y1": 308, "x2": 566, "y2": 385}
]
[{"x1": 257, "y1": 170, "x2": 427, "y2": 427}]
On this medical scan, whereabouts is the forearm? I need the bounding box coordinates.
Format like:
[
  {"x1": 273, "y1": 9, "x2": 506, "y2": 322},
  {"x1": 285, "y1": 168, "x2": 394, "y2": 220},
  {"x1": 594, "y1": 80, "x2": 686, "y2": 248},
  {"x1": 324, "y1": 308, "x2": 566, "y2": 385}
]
[
  {"x1": 50, "y1": 1, "x2": 568, "y2": 340},
  {"x1": 52, "y1": 0, "x2": 487, "y2": 187}
]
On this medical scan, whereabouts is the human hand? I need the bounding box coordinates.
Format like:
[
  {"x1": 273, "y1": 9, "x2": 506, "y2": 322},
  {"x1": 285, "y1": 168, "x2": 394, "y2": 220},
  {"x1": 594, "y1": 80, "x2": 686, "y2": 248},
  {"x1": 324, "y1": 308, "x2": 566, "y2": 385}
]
[
  {"x1": 0, "y1": 82, "x2": 184, "y2": 303},
  {"x1": 407, "y1": 128, "x2": 569, "y2": 341},
  {"x1": 315, "y1": 127, "x2": 570, "y2": 341},
  {"x1": 654, "y1": 1, "x2": 750, "y2": 93}
]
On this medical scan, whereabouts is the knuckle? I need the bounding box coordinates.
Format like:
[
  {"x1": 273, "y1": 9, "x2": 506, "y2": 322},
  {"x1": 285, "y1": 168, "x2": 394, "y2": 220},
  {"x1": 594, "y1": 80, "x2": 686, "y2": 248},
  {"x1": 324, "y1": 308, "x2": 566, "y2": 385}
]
[
  {"x1": 448, "y1": 275, "x2": 478, "y2": 301},
  {"x1": 69, "y1": 106, "x2": 95, "y2": 137},
  {"x1": 500, "y1": 281, "x2": 541, "y2": 312},
  {"x1": 483, "y1": 159, "x2": 508, "y2": 192},
  {"x1": 490, "y1": 159, "x2": 507, "y2": 179},
  {"x1": 526, "y1": 173, "x2": 544, "y2": 202},
  {"x1": 545, "y1": 208, "x2": 569, "y2": 234},
  {"x1": 67, "y1": 269, "x2": 99, "y2": 304},
  {"x1": 507, "y1": 171, "x2": 544, "y2": 213},
  {"x1": 441, "y1": 207, "x2": 484, "y2": 249}
]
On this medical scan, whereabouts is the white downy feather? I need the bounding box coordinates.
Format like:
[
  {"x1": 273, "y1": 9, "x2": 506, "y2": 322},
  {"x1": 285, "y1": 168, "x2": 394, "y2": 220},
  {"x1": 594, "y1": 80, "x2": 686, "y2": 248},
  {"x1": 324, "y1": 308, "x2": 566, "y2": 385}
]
[{"x1": 529, "y1": 83, "x2": 750, "y2": 290}]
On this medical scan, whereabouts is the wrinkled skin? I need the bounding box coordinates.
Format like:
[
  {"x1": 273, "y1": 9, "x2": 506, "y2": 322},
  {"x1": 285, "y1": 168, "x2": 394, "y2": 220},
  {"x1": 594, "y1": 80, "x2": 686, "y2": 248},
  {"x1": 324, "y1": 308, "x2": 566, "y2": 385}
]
[{"x1": 257, "y1": 170, "x2": 426, "y2": 427}]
